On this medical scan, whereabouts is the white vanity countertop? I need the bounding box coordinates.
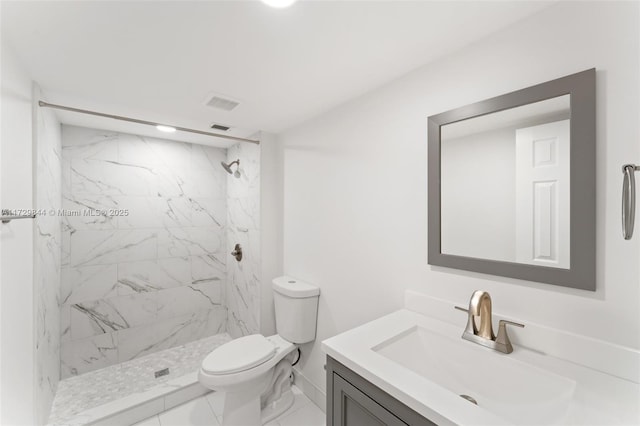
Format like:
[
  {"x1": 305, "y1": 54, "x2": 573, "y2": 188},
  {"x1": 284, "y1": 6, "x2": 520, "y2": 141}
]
[{"x1": 322, "y1": 309, "x2": 640, "y2": 426}]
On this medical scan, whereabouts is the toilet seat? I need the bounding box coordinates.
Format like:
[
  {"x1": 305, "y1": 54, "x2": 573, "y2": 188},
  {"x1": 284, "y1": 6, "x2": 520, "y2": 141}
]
[
  {"x1": 199, "y1": 334, "x2": 296, "y2": 390},
  {"x1": 202, "y1": 334, "x2": 276, "y2": 375}
]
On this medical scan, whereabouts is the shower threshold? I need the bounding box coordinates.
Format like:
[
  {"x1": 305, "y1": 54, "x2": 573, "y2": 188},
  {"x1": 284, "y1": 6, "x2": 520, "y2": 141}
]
[{"x1": 48, "y1": 333, "x2": 232, "y2": 426}]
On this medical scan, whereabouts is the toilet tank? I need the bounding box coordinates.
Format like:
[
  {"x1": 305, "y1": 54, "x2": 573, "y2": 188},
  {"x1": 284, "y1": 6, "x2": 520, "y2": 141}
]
[{"x1": 272, "y1": 276, "x2": 320, "y2": 344}]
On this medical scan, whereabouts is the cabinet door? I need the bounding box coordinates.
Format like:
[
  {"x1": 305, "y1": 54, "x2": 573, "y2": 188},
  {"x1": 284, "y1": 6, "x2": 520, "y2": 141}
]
[{"x1": 333, "y1": 373, "x2": 407, "y2": 426}]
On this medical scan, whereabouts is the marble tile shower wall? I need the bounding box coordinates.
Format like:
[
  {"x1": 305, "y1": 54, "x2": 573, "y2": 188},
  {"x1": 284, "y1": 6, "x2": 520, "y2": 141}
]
[
  {"x1": 226, "y1": 141, "x2": 261, "y2": 338},
  {"x1": 34, "y1": 85, "x2": 62, "y2": 425},
  {"x1": 60, "y1": 125, "x2": 228, "y2": 378}
]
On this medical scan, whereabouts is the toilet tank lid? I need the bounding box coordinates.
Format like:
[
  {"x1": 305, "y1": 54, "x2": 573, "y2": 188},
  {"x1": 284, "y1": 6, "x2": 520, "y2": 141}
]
[{"x1": 272, "y1": 276, "x2": 320, "y2": 298}]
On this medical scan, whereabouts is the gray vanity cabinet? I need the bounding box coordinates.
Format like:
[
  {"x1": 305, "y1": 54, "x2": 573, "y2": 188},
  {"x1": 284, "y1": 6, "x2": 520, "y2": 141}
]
[{"x1": 326, "y1": 356, "x2": 437, "y2": 426}]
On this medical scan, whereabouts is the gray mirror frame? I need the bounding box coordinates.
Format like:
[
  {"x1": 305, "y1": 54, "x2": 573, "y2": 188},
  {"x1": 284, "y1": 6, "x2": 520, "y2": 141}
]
[{"x1": 428, "y1": 68, "x2": 596, "y2": 291}]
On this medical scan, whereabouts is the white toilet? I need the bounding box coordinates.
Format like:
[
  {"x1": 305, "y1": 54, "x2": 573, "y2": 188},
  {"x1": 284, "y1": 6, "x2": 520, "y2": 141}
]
[{"x1": 198, "y1": 276, "x2": 320, "y2": 426}]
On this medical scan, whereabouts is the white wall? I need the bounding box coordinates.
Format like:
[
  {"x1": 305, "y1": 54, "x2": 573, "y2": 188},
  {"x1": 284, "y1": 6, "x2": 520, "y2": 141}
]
[
  {"x1": 0, "y1": 39, "x2": 36, "y2": 425},
  {"x1": 278, "y1": 1, "x2": 639, "y2": 395},
  {"x1": 441, "y1": 127, "x2": 515, "y2": 262}
]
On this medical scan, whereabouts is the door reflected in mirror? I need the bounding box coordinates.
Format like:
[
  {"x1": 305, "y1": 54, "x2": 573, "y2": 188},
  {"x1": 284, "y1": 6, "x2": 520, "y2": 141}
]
[{"x1": 440, "y1": 95, "x2": 570, "y2": 269}]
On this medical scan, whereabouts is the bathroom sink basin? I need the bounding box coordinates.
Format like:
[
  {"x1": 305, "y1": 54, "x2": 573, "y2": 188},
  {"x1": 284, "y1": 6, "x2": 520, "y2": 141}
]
[
  {"x1": 373, "y1": 326, "x2": 576, "y2": 425},
  {"x1": 323, "y1": 308, "x2": 639, "y2": 425}
]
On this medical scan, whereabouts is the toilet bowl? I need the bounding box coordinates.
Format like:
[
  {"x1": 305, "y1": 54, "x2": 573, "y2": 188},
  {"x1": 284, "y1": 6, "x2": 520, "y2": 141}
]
[
  {"x1": 199, "y1": 276, "x2": 320, "y2": 426},
  {"x1": 199, "y1": 334, "x2": 296, "y2": 425}
]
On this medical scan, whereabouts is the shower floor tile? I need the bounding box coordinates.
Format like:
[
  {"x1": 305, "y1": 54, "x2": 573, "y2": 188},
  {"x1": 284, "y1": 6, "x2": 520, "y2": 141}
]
[{"x1": 48, "y1": 333, "x2": 232, "y2": 425}]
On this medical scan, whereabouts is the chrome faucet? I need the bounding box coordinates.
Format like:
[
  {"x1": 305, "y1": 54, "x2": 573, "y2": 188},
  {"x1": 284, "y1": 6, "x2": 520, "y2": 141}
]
[{"x1": 455, "y1": 290, "x2": 524, "y2": 354}]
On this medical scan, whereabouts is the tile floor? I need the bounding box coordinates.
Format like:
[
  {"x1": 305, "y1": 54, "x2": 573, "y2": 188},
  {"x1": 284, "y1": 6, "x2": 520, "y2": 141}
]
[{"x1": 133, "y1": 386, "x2": 325, "y2": 426}]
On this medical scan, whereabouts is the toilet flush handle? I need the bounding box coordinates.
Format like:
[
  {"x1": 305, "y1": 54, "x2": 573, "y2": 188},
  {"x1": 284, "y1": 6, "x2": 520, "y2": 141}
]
[{"x1": 231, "y1": 244, "x2": 243, "y2": 262}]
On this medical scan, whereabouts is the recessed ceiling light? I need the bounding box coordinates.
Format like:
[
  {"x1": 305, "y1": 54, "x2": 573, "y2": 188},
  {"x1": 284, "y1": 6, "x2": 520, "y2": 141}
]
[
  {"x1": 261, "y1": 0, "x2": 297, "y2": 8},
  {"x1": 156, "y1": 125, "x2": 176, "y2": 133}
]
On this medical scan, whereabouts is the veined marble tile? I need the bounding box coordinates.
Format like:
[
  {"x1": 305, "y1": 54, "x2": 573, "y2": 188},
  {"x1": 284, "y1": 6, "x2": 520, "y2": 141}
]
[
  {"x1": 191, "y1": 144, "x2": 227, "y2": 171},
  {"x1": 227, "y1": 143, "x2": 260, "y2": 199},
  {"x1": 37, "y1": 152, "x2": 61, "y2": 209},
  {"x1": 35, "y1": 224, "x2": 61, "y2": 273},
  {"x1": 227, "y1": 257, "x2": 260, "y2": 302},
  {"x1": 62, "y1": 157, "x2": 71, "y2": 199},
  {"x1": 62, "y1": 194, "x2": 118, "y2": 231},
  {"x1": 76, "y1": 292, "x2": 159, "y2": 339},
  {"x1": 117, "y1": 257, "x2": 191, "y2": 295},
  {"x1": 71, "y1": 158, "x2": 158, "y2": 197},
  {"x1": 158, "y1": 196, "x2": 193, "y2": 228},
  {"x1": 61, "y1": 264, "x2": 119, "y2": 305},
  {"x1": 63, "y1": 125, "x2": 118, "y2": 148},
  {"x1": 62, "y1": 140, "x2": 118, "y2": 163},
  {"x1": 155, "y1": 167, "x2": 188, "y2": 198},
  {"x1": 185, "y1": 170, "x2": 226, "y2": 199},
  {"x1": 225, "y1": 142, "x2": 261, "y2": 339},
  {"x1": 227, "y1": 197, "x2": 260, "y2": 231},
  {"x1": 36, "y1": 212, "x2": 60, "y2": 240},
  {"x1": 70, "y1": 229, "x2": 157, "y2": 267},
  {"x1": 116, "y1": 230, "x2": 159, "y2": 262},
  {"x1": 115, "y1": 196, "x2": 166, "y2": 229},
  {"x1": 116, "y1": 308, "x2": 225, "y2": 362},
  {"x1": 60, "y1": 126, "x2": 249, "y2": 376},
  {"x1": 69, "y1": 230, "x2": 121, "y2": 267},
  {"x1": 60, "y1": 332, "x2": 118, "y2": 379},
  {"x1": 195, "y1": 307, "x2": 227, "y2": 337},
  {"x1": 35, "y1": 269, "x2": 60, "y2": 424},
  {"x1": 157, "y1": 228, "x2": 192, "y2": 258},
  {"x1": 35, "y1": 96, "x2": 62, "y2": 425},
  {"x1": 70, "y1": 300, "x2": 128, "y2": 339},
  {"x1": 227, "y1": 273, "x2": 259, "y2": 337},
  {"x1": 62, "y1": 213, "x2": 74, "y2": 234},
  {"x1": 116, "y1": 195, "x2": 195, "y2": 229},
  {"x1": 186, "y1": 227, "x2": 225, "y2": 255},
  {"x1": 116, "y1": 196, "x2": 199, "y2": 229},
  {"x1": 156, "y1": 283, "x2": 223, "y2": 320},
  {"x1": 190, "y1": 198, "x2": 226, "y2": 228},
  {"x1": 191, "y1": 254, "x2": 225, "y2": 285},
  {"x1": 227, "y1": 228, "x2": 261, "y2": 275},
  {"x1": 62, "y1": 230, "x2": 71, "y2": 267},
  {"x1": 70, "y1": 292, "x2": 158, "y2": 339},
  {"x1": 227, "y1": 310, "x2": 252, "y2": 338},
  {"x1": 227, "y1": 228, "x2": 261, "y2": 337},
  {"x1": 110, "y1": 161, "x2": 162, "y2": 196},
  {"x1": 227, "y1": 284, "x2": 254, "y2": 337},
  {"x1": 61, "y1": 126, "x2": 119, "y2": 160},
  {"x1": 158, "y1": 227, "x2": 223, "y2": 259},
  {"x1": 117, "y1": 134, "x2": 163, "y2": 167},
  {"x1": 187, "y1": 307, "x2": 228, "y2": 345},
  {"x1": 69, "y1": 159, "x2": 125, "y2": 196},
  {"x1": 150, "y1": 138, "x2": 192, "y2": 170},
  {"x1": 61, "y1": 304, "x2": 71, "y2": 342}
]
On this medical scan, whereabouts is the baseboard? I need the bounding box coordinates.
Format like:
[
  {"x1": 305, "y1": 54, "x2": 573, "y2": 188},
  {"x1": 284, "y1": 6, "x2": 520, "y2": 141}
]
[{"x1": 292, "y1": 366, "x2": 326, "y2": 413}]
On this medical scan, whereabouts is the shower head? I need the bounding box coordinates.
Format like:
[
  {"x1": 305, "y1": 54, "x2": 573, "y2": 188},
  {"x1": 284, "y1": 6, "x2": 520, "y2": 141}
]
[
  {"x1": 221, "y1": 161, "x2": 234, "y2": 174},
  {"x1": 221, "y1": 159, "x2": 241, "y2": 178}
]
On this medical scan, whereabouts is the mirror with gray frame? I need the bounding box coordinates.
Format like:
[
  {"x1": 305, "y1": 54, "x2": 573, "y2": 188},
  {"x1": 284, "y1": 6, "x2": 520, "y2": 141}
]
[{"x1": 428, "y1": 69, "x2": 596, "y2": 290}]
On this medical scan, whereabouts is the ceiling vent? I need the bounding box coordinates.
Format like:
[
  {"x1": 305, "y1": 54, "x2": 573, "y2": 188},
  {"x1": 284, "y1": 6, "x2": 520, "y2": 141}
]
[
  {"x1": 211, "y1": 123, "x2": 231, "y2": 131},
  {"x1": 205, "y1": 95, "x2": 240, "y2": 112}
]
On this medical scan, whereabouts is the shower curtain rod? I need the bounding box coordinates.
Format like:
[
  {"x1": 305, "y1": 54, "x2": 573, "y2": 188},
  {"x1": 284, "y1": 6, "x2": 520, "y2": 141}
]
[{"x1": 38, "y1": 101, "x2": 260, "y2": 145}]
